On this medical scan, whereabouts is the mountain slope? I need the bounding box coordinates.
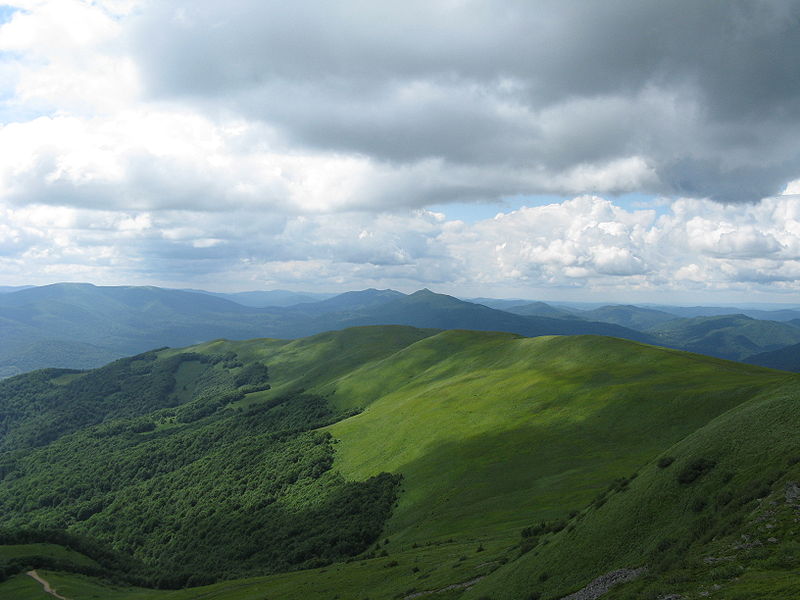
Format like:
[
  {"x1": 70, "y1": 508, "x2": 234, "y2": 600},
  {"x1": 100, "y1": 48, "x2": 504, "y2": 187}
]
[
  {"x1": 647, "y1": 313, "x2": 800, "y2": 361},
  {"x1": 466, "y1": 378, "x2": 800, "y2": 600},
  {"x1": 280, "y1": 288, "x2": 406, "y2": 316},
  {"x1": 505, "y1": 300, "x2": 577, "y2": 318},
  {"x1": 2, "y1": 326, "x2": 795, "y2": 600},
  {"x1": 323, "y1": 289, "x2": 655, "y2": 344},
  {"x1": 577, "y1": 304, "x2": 679, "y2": 329},
  {"x1": 745, "y1": 341, "x2": 800, "y2": 372},
  {"x1": 186, "y1": 289, "x2": 335, "y2": 307},
  {"x1": 647, "y1": 304, "x2": 800, "y2": 322}
]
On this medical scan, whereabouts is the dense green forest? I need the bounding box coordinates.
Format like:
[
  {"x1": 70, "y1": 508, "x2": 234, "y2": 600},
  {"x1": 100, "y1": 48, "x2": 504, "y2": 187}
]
[{"x1": 0, "y1": 347, "x2": 399, "y2": 587}]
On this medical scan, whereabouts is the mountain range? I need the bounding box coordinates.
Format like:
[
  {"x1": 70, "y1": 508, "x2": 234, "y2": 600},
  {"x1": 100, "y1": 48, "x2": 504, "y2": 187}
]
[
  {"x1": 0, "y1": 283, "x2": 652, "y2": 377},
  {"x1": 2, "y1": 283, "x2": 799, "y2": 377}
]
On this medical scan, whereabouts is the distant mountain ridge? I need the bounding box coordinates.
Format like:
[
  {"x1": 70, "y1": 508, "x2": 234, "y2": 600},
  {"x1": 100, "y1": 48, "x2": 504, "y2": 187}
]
[
  {"x1": 645, "y1": 313, "x2": 800, "y2": 361},
  {"x1": 745, "y1": 340, "x2": 800, "y2": 371},
  {"x1": 184, "y1": 288, "x2": 335, "y2": 307},
  {"x1": 0, "y1": 284, "x2": 650, "y2": 376},
  {"x1": 3, "y1": 283, "x2": 800, "y2": 376}
]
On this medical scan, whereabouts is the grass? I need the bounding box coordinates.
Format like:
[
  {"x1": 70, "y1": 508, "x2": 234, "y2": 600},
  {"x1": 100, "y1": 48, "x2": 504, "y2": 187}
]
[
  {"x1": 0, "y1": 574, "x2": 53, "y2": 600},
  {"x1": 464, "y1": 380, "x2": 800, "y2": 599},
  {"x1": 1, "y1": 325, "x2": 797, "y2": 600},
  {"x1": 0, "y1": 544, "x2": 100, "y2": 568},
  {"x1": 2, "y1": 539, "x2": 505, "y2": 600},
  {"x1": 326, "y1": 333, "x2": 788, "y2": 544}
]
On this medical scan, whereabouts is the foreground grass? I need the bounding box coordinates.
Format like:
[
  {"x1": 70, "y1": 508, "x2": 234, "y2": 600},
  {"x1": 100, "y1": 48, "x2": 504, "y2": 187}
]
[{"x1": 2, "y1": 537, "x2": 508, "y2": 600}]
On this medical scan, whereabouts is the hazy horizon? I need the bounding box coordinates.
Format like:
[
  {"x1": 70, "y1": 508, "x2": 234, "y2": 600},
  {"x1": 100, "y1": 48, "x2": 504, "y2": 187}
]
[{"x1": 4, "y1": 280, "x2": 800, "y2": 309}]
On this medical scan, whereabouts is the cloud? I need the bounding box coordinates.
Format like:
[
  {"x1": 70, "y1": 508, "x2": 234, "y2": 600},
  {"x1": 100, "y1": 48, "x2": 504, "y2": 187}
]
[
  {"x1": 2, "y1": 1, "x2": 800, "y2": 298},
  {"x1": 126, "y1": 0, "x2": 800, "y2": 203},
  {"x1": 1, "y1": 194, "x2": 799, "y2": 299},
  {"x1": 2, "y1": 0, "x2": 800, "y2": 214}
]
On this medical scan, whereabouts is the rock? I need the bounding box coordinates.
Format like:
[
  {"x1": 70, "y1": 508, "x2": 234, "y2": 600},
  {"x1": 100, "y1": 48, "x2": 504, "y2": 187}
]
[
  {"x1": 558, "y1": 568, "x2": 647, "y2": 600},
  {"x1": 786, "y1": 481, "x2": 800, "y2": 504}
]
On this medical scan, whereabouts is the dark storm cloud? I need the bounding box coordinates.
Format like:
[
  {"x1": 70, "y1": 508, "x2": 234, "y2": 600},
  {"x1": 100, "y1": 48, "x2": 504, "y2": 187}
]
[{"x1": 129, "y1": 0, "x2": 800, "y2": 203}]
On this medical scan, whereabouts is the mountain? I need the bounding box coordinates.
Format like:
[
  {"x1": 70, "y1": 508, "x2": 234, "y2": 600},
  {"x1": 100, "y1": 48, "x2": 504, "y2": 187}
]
[
  {"x1": 185, "y1": 289, "x2": 335, "y2": 307},
  {"x1": 745, "y1": 341, "x2": 800, "y2": 372},
  {"x1": 281, "y1": 288, "x2": 406, "y2": 316},
  {"x1": 6, "y1": 284, "x2": 798, "y2": 379},
  {"x1": 464, "y1": 297, "x2": 532, "y2": 310},
  {"x1": 0, "y1": 285, "x2": 655, "y2": 376},
  {"x1": 0, "y1": 285, "x2": 34, "y2": 294},
  {"x1": 505, "y1": 300, "x2": 578, "y2": 318},
  {"x1": 1, "y1": 326, "x2": 798, "y2": 599},
  {"x1": 646, "y1": 313, "x2": 800, "y2": 361},
  {"x1": 647, "y1": 303, "x2": 800, "y2": 322},
  {"x1": 576, "y1": 304, "x2": 679, "y2": 329},
  {"x1": 322, "y1": 289, "x2": 657, "y2": 344},
  {"x1": 0, "y1": 285, "x2": 410, "y2": 375},
  {"x1": 0, "y1": 283, "x2": 273, "y2": 376}
]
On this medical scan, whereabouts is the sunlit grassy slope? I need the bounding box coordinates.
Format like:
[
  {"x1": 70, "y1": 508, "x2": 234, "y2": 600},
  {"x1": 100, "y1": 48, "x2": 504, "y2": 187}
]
[
  {"x1": 323, "y1": 331, "x2": 789, "y2": 544},
  {"x1": 1, "y1": 325, "x2": 797, "y2": 599},
  {"x1": 465, "y1": 380, "x2": 800, "y2": 600}
]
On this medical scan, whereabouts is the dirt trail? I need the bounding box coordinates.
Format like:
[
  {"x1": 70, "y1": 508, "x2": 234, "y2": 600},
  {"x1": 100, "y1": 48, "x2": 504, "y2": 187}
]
[
  {"x1": 26, "y1": 570, "x2": 70, "y2": 600},
  {"x1": 404, "y1": 576, "x2": 485, "y2": 599}
]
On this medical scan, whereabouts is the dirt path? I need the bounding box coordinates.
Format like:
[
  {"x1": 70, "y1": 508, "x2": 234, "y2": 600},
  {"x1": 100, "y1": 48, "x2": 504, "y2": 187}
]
[
  {"x1": 26, "y1": 570, "x2": 70, "y2": 600},
  {"x1": 404, "y1": 576, "x2": 485, "y2": 599}
]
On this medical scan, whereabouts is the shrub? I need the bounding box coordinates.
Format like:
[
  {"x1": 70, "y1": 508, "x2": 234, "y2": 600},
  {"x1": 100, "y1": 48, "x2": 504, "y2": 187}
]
[
  {"x1": 657, "y1": 456, "x2": 675, "y2": 468},
  {"x1": 677, "y1": 458, "x2": 716, "y2": 484},
  {"x1": 716, "y1": 490, "x2": 734, "y2": 506},
  {"x1": 709, "y1": 563, "x2": 743, "y2": 581}
]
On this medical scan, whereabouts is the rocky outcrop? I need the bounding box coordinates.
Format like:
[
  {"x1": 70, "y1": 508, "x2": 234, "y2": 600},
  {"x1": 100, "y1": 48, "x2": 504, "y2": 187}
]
[{"x1": 558, "y1": 568, "x2": 646, "y2": 600}]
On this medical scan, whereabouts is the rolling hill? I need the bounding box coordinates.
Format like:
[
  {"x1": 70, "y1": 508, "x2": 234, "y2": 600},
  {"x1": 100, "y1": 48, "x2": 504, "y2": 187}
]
[
  {"x1": 185, "y1": 288, "x2": 335, "y2": 307},
  {"x1": 646, "y1": 314, "x2": 800, "y2": 361},
  {"x1": 1, "y1": 326, "x2": 798, "y2": 599},
  {"x1": 746, "y1": 341, "x2": 800, "y2": 372},
  {"x1": 504, "y1": 300, "x2": 577, "y2": 319},
  {"x1": 574, "y1": 304, "x2": 679, "y2": 330}
]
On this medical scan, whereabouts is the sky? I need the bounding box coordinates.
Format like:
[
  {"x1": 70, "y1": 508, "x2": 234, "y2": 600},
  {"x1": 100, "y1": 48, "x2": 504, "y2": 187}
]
[{"x1": 1, "y1": 1, "x2": 800, "y2": 304}]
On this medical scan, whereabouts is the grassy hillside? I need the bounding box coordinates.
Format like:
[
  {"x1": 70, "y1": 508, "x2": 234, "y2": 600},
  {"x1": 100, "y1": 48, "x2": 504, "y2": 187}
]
[
  {"x1": 0, "y1": 326, "x2": 796, "y2": 599},
  {"x1": 324, "y1": 333, "x2": 783, "y2": 545},
  {"x1": 465, "y1": 380, "x2": 800, "y2": 600}
]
